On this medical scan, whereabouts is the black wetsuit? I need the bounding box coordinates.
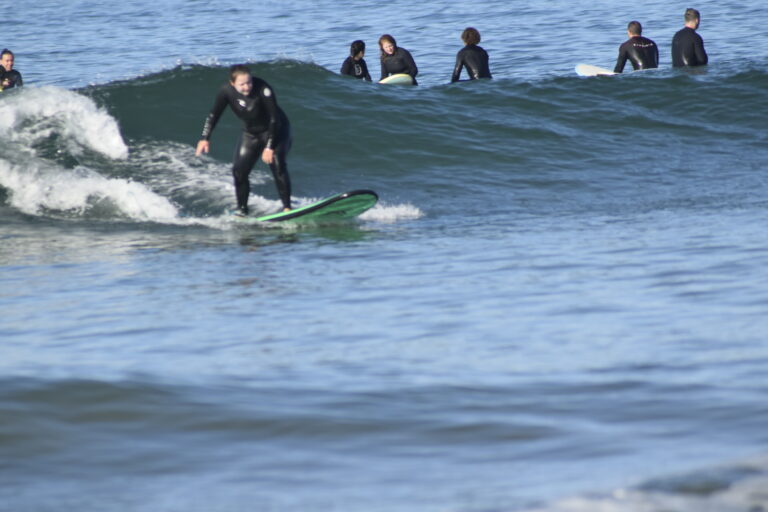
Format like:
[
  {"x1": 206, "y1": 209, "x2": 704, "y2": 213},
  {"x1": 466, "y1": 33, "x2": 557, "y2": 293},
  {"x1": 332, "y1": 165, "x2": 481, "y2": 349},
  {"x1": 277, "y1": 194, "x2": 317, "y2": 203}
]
[
  {"x1": 451, "y1": 44, "x2": 492, "y2": 82},
  {"x1": 201, "y1": 78, "x2": 292, "y2": 212},
  {"x1": 380, "y1": 47, "x2": 418, "y2": 85},
  {"x1": 340, "y1": 56, "x2": 372, "y2": 81},
  {"x1": 0, "y1": 69, "x2": 23, "y2": 89},
  {"x1": 671, "y1": 27, "x2": 708, "y2": 67},
  {"x1": 614, "y1": 36, "x2": 659, "y2": 73}
]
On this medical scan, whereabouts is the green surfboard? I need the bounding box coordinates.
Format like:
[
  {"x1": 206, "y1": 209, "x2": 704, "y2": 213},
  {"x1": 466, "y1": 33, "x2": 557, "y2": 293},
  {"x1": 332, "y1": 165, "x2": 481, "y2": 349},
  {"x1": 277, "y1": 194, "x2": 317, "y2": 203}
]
[{"x1": 234, "y1": 189, "x2": 378, "y2": 224}]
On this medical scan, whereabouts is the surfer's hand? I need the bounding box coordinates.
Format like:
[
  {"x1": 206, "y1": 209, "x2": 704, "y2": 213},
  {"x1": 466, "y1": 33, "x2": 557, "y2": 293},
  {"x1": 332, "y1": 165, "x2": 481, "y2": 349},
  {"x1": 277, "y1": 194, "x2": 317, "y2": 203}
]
[
  {"x1": 195, "y1": 140, "x2": 210, "y2": 156},
  {"x1": 261, "y1": 148, "x2": 274, "y2": 164}
]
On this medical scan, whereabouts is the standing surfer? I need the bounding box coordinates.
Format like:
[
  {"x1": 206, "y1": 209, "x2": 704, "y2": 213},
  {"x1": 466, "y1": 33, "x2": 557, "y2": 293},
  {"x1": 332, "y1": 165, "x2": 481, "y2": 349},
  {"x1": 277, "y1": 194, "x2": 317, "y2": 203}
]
[{"x1": 195, "y1": 64, "x2": 292, "y2": 216}]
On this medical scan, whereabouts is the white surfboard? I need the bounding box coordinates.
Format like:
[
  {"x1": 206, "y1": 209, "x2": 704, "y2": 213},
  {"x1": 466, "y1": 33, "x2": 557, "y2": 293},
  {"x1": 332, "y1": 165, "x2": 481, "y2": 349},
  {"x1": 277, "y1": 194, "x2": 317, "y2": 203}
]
[
  {"x1": 575, "y1": 63, "x2": 616, "y2": 77},
  {"x1": 379, "y1": 73, "x2": 414, "y2": 85}
]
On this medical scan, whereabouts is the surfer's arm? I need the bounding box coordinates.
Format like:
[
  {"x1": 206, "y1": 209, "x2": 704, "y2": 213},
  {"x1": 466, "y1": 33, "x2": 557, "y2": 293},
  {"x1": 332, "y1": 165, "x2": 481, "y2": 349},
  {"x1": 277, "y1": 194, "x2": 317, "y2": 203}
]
[
  {"x1": 451, "y1": 52, "x2": 464, "y2": 82},
  {"x1": 614, "y1": 47, "x2": 628, "y2": 74},
  {"x1": 694, "y1": 34, "x2": 708, "y2": 65},
  {"x1": 259, "y1": 83, "x2": 280, "y2": 150},
  {"x1": 200, "y1": 87, "x2": 229, "y2": 141},
  {"x1": 402, "y1": 49, "x2": 418, "y2": 78}
]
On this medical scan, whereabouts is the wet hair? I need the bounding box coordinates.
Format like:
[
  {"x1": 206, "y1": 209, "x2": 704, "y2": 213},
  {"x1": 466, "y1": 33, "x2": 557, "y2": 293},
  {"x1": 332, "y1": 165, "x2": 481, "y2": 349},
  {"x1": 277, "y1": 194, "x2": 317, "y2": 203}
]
[
  {"x1": 378, "y1": 34, "x2": 397, "y2": 60},
  {"x1": 627, "y1": 21, "x2": 642, "y2": 36},
  {"x1": 229, "y1": 64, "x2": 251, "y2": 82},
  {"x1": 684, "y1": 8, "x2": 701, "y2": 23},
  {"x1": 461, "y1": 27, "x2": 481, "y2": 45},
  {"x1": 350, "y1": 40, "x2": 365, "y2": 57},
  {"x1": 1, "y1": 49, "x2": 13, "y2": 59}
]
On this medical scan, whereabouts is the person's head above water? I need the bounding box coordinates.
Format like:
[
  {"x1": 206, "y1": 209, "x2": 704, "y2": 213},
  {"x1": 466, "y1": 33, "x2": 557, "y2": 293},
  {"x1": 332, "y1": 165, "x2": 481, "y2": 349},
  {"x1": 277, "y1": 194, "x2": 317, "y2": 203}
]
[
  {"x1": 229, "y1": 64, "x2": 253, "y2": 95},
  {"x1": 627, "y1": 21, "x2": 642, "y2": 36},
  {"x1": 379, "y1": 34, "x2": 397, "y2": 58},
  {"x1": 461, "y1": 27, "x2": 481, "y2": 46},
  {"x1": 350, "y1": 40, "x2": 366, "y2": 59},
  {"x1": 684, "y1": 8, "x2": 701, "y2": 29}
]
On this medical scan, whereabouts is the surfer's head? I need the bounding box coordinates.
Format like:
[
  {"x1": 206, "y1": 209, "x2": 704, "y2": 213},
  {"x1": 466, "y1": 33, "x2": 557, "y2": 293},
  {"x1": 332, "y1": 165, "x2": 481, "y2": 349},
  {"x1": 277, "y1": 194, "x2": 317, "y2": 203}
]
[
  {"x1": 627, "y1": 21, "x2": 642, "y2": 36},
  {"x1": 379, "y1": 34, "x2": 397, "y2": 58},
  {"x1": 0, "y1": 49, "x2": 14, "y2": 72},
  {"x1": 229, "y1": 64, "x2": 253, "y2": 96},
  {"x1": 461, "y1": 27, "x2": 481, "y2": 46},
  {"x1": 684, "y1": 8, "x2": 701, "y2": 29},
  {"x1": 350, "y1": 40, "x2": 366, "y2": 59}
]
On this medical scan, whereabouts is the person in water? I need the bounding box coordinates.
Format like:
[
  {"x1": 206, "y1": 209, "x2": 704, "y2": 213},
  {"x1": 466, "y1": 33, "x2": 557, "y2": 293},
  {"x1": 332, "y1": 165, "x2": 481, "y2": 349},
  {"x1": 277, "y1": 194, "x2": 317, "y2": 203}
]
[
  {"x1": 195, "y1": 64, "x2": 292, "y2": 216},
  {"x1": 451, "y1": 27, "x2": 492, "y2": 82},
  {"x1": 378, "y1": 34, "x2": 418, "y2": 85},
  {"x1": 0, "y1": 49, "x2": 23, "y2": 90},
  {"x1": 671, "y1": 8, "x2": 708, "y2": 67},
  {"x1": 340, "y1": 40, "x2": 372, "y2": 81},
  {"x1": 613, "y1": 21, "x2": 659, "y2": 73}
]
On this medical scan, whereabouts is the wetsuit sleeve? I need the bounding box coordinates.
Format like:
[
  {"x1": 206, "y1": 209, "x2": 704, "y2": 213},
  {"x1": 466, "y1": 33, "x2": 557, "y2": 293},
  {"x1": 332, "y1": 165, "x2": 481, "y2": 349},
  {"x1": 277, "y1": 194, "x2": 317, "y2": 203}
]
[
  {"x1": 16, "y1": 72, "x2": 22, "y2": 87},
  {"x1": 402, "y1": 49, "x2": 418, "y2": 78},
  {"x1": 340, "y1": 57, "x2": 352, "y2": 76},
  {"x1": 451, "y1": 51, "x2": 463, "y2": 82},
  {"x1": 361, "y1": 60, "x2": 371, "y2": 81},
  {"x1": 259, "y1": 82, "x2": 281, "y2": 150},
  {"x1": 694, "y1": 34, "x2": 708, "y2": 65},
  {"x1": 380, "y1": 59, "x2": 387, "y2": 81},
  {"x1": 614, "y1": 44, "x2": 629, "y2": 73},
  {"x1": 201, "y1": 86, "x2": 230, "y2": 140}
]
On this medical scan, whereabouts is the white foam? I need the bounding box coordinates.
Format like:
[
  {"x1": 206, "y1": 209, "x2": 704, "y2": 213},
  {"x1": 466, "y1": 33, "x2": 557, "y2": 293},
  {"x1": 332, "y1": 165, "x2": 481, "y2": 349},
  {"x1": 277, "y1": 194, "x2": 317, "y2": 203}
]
[
  {"x1": 360, "y1": 202, "x2": 423, "y2": 223},
  {"x1": 0, "y1": 86, "x2": 128, "y2": 159},
  {"x1": 0, "y1": 159, "x2": 178, "y2": 220}
]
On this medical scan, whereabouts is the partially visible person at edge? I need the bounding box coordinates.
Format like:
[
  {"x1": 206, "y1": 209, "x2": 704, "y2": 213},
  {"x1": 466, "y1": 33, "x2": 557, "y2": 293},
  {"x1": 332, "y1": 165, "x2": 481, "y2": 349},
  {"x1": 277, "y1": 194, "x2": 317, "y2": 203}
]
[
  {"x1": 379, "y1": 34, "x2": 418, "y2": 85},
  {"x1": 613, "y1": 21, "x2": 659, "y2": 73},
  {"x1": 1, "y1": 49, "x2": 23, "y2": 90},
  {"x1": 341, "y1": 40, "x2": 372, "y2": 81},
  {"x1": 451, "y1": 27, "x2": 492, "y2": 82},
  {"x1": 671, "y1": 8, "x2": 708, "y2": 67},
  {"x1": 195, "y1": 64, "x2": 292, "y2": 216}
]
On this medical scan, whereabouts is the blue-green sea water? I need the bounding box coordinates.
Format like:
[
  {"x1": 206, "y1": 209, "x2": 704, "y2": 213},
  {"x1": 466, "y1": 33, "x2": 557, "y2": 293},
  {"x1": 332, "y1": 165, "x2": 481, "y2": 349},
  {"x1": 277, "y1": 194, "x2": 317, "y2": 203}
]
[{"x1": 2, "y1": 1, "x2": 768, "y2": 511}]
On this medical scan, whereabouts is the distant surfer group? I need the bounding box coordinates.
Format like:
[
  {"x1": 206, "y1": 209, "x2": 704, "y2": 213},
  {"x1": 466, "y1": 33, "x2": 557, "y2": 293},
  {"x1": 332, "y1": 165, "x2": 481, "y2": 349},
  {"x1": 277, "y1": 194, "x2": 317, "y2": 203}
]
[
  {"x1": 613, "y1": 8, "x2": 708, "y2": 73},
  {"x1": 196, "y1": 8, "x2": 707, "y2": 217},
  {"x1": 340, "y1": 29, "x2": 492, "y2": 85}
]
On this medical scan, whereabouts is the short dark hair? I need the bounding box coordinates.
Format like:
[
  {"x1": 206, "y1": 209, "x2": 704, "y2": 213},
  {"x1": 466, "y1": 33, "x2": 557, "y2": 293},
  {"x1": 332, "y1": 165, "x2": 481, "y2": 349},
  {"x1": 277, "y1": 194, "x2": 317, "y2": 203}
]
[
  {"x1": 350, "y1": 40, "x2": 365, "y2": 57},
  {"x1": 627, "y1": 21, "x2": 642, "y2": 35},
  {"x1": 461, "y1": 27, "x2": 481, "y2": 45},
  {"x1": 1, "y1": 48, "x2": 13, "y2": 58},
  {"x1": 684, "y1": 8, "x2": 701, "y2": 23}
]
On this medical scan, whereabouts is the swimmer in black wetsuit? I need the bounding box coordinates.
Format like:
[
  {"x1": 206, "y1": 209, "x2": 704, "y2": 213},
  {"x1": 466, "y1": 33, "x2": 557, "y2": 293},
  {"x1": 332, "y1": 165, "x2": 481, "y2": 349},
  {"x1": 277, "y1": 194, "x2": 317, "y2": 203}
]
[
  {"x1": 451, "y1": 27, "x2": 492, "y2": 82},
  {"x1": 1, "y1": 49, "x2": 23, "y2": 90},
  {"x1": 672, "y1": 8, "x2": 708, "y2": 67},
  {"x1": 340, "y1": 40, "x2": 372, "y2": 81},
  {"x1": 613, "y1": 21, "x2": 659, "y2": 73},
  {"x1": 378, "y1": 34, "x2": 418, "y2": 85},
  {"x1": 196, "y1": 64, "x2": 292, "y2": 215}
]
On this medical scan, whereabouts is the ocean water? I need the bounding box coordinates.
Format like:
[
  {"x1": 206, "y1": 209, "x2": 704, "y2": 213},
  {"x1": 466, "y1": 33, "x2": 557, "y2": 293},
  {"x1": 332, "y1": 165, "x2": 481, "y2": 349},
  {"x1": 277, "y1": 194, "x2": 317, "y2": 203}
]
[{"x1": 2, "y1": 1, "x2": 768, "y2": 511}]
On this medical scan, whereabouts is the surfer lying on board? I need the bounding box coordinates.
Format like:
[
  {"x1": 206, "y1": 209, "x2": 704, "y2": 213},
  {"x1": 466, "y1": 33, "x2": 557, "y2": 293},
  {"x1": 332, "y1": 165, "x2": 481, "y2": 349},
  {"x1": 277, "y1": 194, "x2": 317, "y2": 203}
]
[
  {"x1": 613, "y1": 21, "x2": 659, "y2": 73},
  {"x1": 379, "y1": 34, "x2": 418, "y2": 85},
  {"x1": 195, "y1": 64, "x2": 292, "y2": 216},
  {"x1": 451, "y1": 27, "x2": 492, "y2": 82}
]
